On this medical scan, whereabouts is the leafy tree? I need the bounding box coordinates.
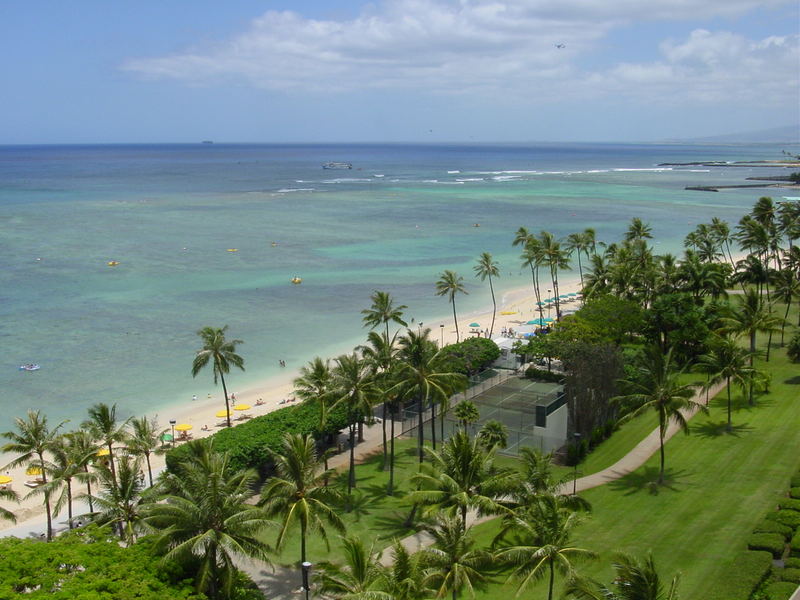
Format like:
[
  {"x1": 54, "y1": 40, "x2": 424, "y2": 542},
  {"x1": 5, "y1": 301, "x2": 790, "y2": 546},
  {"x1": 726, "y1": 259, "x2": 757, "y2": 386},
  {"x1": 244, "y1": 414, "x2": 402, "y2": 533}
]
[
  {"x1": 614, "y1": 347, "x2": 706, "y2": 484},
  {"x1": 294, "y1": 356, "x2": 335, "y2": 471},
  {"x1": 565, "y1": 551, "x2": 680, "y2": 600},
  {"x1": 438, "y1": 338, "x2": 501, "y2": 376},
  {"x1": 259, "y1": 433, "x2": 343, "y2": 572},
  {"x1": 474, "y1": 252, "x2": 500, "y2": 337},
  {"x1": 695, "y1": 335, "x2": 759, "y2": 431},
  {"x1": 192, "y1": 325, "x2": 245, "y2": 428},
  {"x1": 563, "y1": 342, "x2": 623, "y2": 439},
  {"x1": 787, "y1": 331, "x2": 800, "y2": 362},
  {"x1": 314, "y1": 535, "x2": 390, "y2": 600},
  {"x1": 144, "y1": 440, "x2": 273, "y2": 600},
  {"x1": 477, "y1": 420, "x2": 508, "y2": 450},
  {"x1": 83, "y1": 402, "x2": 131, "y2": 490},
  {"x1": 419, "y1": 515, "x2": 494, "y2": 600},
  {"x1": 436, "y1": 270, "x2": 468, "y2": 343},
  {"x1": 496, "y1": 494, "x2": 596, "y2": 600},
  {"x1": 453, "y1": 400, "x2": 480, "y2": 432},
  {"x1": 410, "y1": 430, "x2": 514, "y2": 527},
  {"x1": 1, "y1": 410, "x2": 65, "y2": 540},
  {"x1": 127, "y1": 415, "x2": 167, "y2": 487}
]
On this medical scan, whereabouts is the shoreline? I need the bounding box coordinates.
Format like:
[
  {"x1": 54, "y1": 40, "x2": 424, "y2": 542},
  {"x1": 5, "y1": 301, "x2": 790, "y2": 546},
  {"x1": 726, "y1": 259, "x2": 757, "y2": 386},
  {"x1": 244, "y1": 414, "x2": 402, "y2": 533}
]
[{"x1": 0, "y1": 272, "x2": 582, "y2": 534}]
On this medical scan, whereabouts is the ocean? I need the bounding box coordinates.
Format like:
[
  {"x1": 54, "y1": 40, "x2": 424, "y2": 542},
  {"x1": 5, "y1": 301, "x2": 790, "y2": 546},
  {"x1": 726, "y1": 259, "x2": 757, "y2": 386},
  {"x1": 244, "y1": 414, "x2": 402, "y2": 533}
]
[{"x1": 0, "y1": 142, "x2": 794, "y2": 430}]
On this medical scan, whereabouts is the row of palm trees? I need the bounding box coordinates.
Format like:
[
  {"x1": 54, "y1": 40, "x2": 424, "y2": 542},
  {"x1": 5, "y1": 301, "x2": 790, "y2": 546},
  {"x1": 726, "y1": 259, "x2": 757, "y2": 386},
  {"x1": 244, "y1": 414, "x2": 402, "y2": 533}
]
[{"x1": 1, "y1": 403, "x2": 165, "y2": 540}]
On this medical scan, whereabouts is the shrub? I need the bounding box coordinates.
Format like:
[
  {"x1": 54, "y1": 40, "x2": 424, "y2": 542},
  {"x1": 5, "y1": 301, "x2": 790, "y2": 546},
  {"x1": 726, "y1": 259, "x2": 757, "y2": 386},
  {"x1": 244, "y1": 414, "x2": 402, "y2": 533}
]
[
  {"x1": 438, "y1": 337, "x2": 501, "y2": 375},
  {"x1": 524, "y1": 366, "x2": 565, "y2": 383},
  {"x1": 778, "y1": 498, "x2": 800, "y2": 512},
  {"x1": 748, "y1": 533, "x2": 786, "y2": 558},
  {"x1": 784, "y1": 558, "x2": 800, "y2": 569},
  {"x1": 790, "y1": 487, "x2": 800, "y2": 499},
  {"x1": 712, "y1": 550, "x2": 773, "y2": 600},
  {"x1": 791, "y1": 474, "x2": 800, "y2": 488},
  {"x1": 764, "y1": 581, "x2": 798, "y2": 600},
  {"x1": 165, "y1": 398, "x2": 349, "y2": 475},
  {"x1": 767, "y1": 510, "x2": 800, "y2": 530},
  {"x1": 787, "y1": 331, "x2": 800, "y2": 363},
  {"x1": 778, "y1": 568, "x2": 800, "y2": 583},
  {"x1": 791, "y1": 531, "x2": 800, "y2": 558},
  {"x1": 753, "y1": 518, "x2": 793, "y2": 541}
]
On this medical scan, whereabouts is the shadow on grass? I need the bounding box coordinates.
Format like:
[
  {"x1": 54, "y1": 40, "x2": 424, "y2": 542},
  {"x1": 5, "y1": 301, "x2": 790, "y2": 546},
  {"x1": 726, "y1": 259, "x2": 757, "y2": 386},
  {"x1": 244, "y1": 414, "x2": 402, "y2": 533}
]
[
  {"x1": 370, "y1": 511, "x2": 418, "y2": 540},
  {"x1": 607, "y1": 466, "x2": 688, "y2": 496},
  {"x1": 784, "y1": 375, "x2": 800, "y2": 385},
  {"x1": 694, "y1": 420, "x2": 753, "y2": 438}
]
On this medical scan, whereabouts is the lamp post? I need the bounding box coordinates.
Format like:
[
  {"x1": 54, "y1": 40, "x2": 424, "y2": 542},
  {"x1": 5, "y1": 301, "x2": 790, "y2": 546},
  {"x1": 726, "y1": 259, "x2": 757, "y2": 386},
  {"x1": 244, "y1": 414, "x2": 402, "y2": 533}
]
[
  {"x1": 572, "y1": 432, "x2": 581, "y2": 495},
  {"x1": 301, "y1": 561, "x2": 312, "y2": 600},
  {"x1": 547, "y1": 289, "x2": 552, "y2": 320},
  {"x1": 169, "y1": 419, "x2": 176, "y2": 448},
  {"x1": 419, "y1": 321, "x2": 424, "y2": 334},
  {"x1": 440, "y1": 324, "x2": 444, "y2": 346}
]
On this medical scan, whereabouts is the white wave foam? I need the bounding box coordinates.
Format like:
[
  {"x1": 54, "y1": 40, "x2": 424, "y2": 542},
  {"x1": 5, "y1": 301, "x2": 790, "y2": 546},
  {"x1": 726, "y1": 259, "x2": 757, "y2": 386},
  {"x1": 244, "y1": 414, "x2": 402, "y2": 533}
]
[
  {"x1": 499, "y1": 170, "x2": 539, "y2": 174},
  {"x1": 686, "y1": 169, "x2": 711, "y2": 172},
  {"x1": 456, "y1": 178, "x2": 484, "y2": 182},
  {"x1": 586, "y1": 170, "x2": 610, "y2": 173},
  {"x1": 492, "y1": 175, "x2": 522, "y2": 181},
  {"x1": 373, "y1": 174, "x2": 385, "y2": 178},
  {"x1": 447, "y1": 170, "x2": 461, "y2": 174},
  {"x1": 277, "y1": 188, "x2": 315, "y2": 193},
  {"x1": 612, "y1": 168, "x2": 673, "y2": 172},
  {"x1": 322, "y1": 178, "x2": 373, "y2": 183}
]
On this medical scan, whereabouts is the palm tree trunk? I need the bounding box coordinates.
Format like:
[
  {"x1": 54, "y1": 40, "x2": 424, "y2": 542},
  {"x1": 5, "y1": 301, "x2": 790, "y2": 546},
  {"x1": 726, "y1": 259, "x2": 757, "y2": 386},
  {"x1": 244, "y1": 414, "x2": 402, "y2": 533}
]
[
  {"x1": 84, "y1": 466, "x2": 94, "y2": 514},
  {"x1": 301, "y1": 520, "x2": 307, "y2": 564},
  {"x1": 726, "y1": 378, "x2": 732, "y2": 432},
  {"x1": 781, "y1": 300, "x2": 791, "y2": 346},
  {"x1": 488, "y1": 275, "x2": 497, "y2": 337},
  {"x1": 577, "y1": 252, "x2": 584, "y2": 288},
  {"x1": 382, "y1": 402, "x2": 388, "y2": 470},
  {"x1": 749, "y1": 332, "x2": 756, "y2": 405},
  {"x1": 418, "y1": 394, "x2": 425, "y2": 464},
  {"x1": 39, "y1": 453, "x2": 53, "y2": 541},
  {"x1": 529, "y1": 264, "x2": 544, "y2": 321},
  {"x1": 220, "y1": 372, "x2": 232, "y2": 428},
  {"x1": 548, "y1": 559, "x2": 555, "y2": 600},
  {"x1": 461, "y1": 504, "x2": 467, "y2": 528},
  {"x1": 145, "y1": 452, "x2": 153, "y2": 487},
  {"x1": 107, "y1": 441, "x2": 117, "y2": 489},
  {"x1": 658, "y1": 414, "x2": 666, "y2": 484},
  {"x1": 452, "y1": 299, "x2": 460, "y2": 342},
  {"x1": 348, "y1": 422, "x2": 356, "y2": 493},
  {"x1": 67, "y1": 480, "x2": 73, "y2": 529},
  {"x1": 430, "y1": 401, "x2": 437, "y2": 450},
  {"x1": 388, "y1": 407, "x2": 396, "y2": 496}
]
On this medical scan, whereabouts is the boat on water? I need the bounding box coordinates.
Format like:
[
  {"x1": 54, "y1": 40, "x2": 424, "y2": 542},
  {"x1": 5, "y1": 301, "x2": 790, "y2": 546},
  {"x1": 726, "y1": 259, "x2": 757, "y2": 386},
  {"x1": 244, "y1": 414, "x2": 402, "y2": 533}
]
[
  {"x1": 290, "y1": 277, "x2": 302, "y2": 284},
  {"x1": 19, "y1": 364, "x2": 40, "y2": 371},
  {"x1": 322, "y1": 162, "x2": 352, "y2": 170}
]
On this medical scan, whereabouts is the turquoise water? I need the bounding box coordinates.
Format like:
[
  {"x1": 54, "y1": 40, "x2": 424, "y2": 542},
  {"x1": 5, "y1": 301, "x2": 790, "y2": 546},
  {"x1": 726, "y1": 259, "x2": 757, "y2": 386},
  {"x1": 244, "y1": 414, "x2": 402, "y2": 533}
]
[{"x1": 0, "y1": 142, "x2": 793, "y2": 429}]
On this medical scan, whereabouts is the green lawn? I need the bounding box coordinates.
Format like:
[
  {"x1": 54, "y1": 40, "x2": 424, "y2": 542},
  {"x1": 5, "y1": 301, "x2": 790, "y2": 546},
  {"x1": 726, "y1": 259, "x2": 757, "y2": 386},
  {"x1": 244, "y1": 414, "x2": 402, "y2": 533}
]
[{"x1": 470, "y1": 322, "x2": 800, "y2": 600}]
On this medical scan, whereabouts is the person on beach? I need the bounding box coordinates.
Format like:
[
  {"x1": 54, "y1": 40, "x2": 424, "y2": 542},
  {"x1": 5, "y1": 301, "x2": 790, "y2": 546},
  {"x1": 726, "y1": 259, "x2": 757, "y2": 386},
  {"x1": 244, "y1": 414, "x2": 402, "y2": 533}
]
[
  {"x1": 256, "y1": 398, "x2": 264, "y2": 406},
  {"x1": 192, "y1": 394, "x2": 197, "y2": 402},
  {"x1": 201, "y1": 424, "x2": 209, "y2": 431}
]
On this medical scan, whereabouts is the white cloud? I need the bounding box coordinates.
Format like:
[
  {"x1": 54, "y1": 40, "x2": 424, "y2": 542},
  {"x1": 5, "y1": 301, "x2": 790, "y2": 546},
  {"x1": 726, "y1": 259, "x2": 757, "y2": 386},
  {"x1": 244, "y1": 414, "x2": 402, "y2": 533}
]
[{"x1": 122, "y1": 0, "x2": 798, "y2": 106}]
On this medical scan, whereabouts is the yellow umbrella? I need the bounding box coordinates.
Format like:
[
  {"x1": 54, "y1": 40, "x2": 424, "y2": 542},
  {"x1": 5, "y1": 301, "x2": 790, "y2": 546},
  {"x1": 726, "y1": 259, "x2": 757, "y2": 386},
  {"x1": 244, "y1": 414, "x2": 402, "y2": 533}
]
[
  {"x1": 216, "y1": 410, "x2": 231, "y2": 418},
  {"x1": 0, "y1": 475, "x2": 12, "y2": 484},
  {"x1": 233, "y1": 404, "x2": 251, "y2": 411},
  {"x1": 26, "y1": 466, "x2": 43, "y2": 476},
  {"x1": 174, "y1": 424, "x2": 193, "y2": 432},
  {"x1": 96, "y1": 448, "x2": 110, "y2": 457}
]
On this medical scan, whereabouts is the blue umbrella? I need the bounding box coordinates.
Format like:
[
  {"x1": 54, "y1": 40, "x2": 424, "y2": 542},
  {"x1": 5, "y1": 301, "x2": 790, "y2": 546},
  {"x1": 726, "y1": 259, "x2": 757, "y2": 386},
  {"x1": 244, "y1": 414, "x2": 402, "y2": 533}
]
[
  {"x1": 568, "y1": 292, "x2": 578, "y2": 296},
  {"x1": 536, "y1": 301, "x2": 545, "y2": 306},
  {"x1": 559, "y1": 294, "x2": 570, "y2": 299},
  {"x1": 543, "y1": 317, "x2": 555, "y2": 323}
]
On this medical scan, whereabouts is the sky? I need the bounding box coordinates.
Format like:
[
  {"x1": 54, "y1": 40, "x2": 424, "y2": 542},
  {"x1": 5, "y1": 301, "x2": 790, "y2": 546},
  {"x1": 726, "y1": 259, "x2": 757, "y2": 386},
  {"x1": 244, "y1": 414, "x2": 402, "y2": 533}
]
[{"x1": 1, "y1": 0, "x2": 798, "y2": 144}]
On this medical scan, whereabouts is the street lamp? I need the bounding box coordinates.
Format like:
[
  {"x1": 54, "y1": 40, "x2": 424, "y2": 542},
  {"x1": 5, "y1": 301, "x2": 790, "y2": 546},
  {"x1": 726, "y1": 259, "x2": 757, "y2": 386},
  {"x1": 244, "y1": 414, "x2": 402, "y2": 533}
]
[
  {"x1": 440, "y1": 324, "x2": 444, "y2": 346},
  {"x1": 547, "y1": 289, "x2": 552, "y2": 320},
  {"x1": 169, "y1": 419, "x2": 176, "y2": 448},
  {"x1": 301, "y1": 561, "x2": 312, "y2": 600},
  {"x1": 572, "y1": 432, "x2": 581, "y2": 495}
]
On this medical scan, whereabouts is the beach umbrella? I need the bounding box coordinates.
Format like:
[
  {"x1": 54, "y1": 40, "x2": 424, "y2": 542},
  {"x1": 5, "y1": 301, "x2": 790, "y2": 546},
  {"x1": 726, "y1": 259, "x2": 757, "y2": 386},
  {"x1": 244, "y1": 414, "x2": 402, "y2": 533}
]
[
  {"x1": 96, "y1": 448, "x2": 110, "y2": 457},
  {"x1": 543, "y1": 317, "x2": 555, "y2": 323},
  {"x1": 559, "y1": 294, "x2": 570, "y2": 299},
  {"x1": 0, "y1": 475, "x2": 11, "y2": 484},
  {"x1": 536, "y1": 301, "x2": 545, "y2": 306},
  {"x1": 526, "y1": 319, "x2": 540, "y2": 325},
  {"x1": 216, "y1": 409, "x2": 231, "y2": 418},
  {"x1": 161, "y1": 433, "x2": 173, "y2": 442},
  {"x1": 568, "y1": 292, "x2": 577, "y2": 296},
  {"x1": 469, "y1": 322, "x2": 480, "y2": 328},
  {"x1": 26, "y1": 466, "x2": 42, "y2": 476},
  {"x1": 233, "y1": 404, "x2": 251, "y2": 411},
  {"x1": 174, "y1": 424, "x2": 193, "y2": 432}
]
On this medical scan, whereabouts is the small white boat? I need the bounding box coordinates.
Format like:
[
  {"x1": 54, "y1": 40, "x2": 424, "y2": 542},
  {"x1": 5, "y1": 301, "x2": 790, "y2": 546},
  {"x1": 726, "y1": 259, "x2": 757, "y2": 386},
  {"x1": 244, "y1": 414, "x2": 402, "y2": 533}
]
[
  {"x1": 322, "y1": 162, "x2": 352, "y2": 170},
  {"x1": 19, "y1": 364, "x2": 40, "y2": 371}
]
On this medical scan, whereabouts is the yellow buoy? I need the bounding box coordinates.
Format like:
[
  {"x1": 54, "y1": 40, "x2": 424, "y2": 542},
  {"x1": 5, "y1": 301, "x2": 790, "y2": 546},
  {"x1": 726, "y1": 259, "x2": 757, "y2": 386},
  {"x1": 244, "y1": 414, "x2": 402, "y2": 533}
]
[
  {"x1": 107, "y1": 261, "x2": 119, "y2": 267},
  {"x1": 227, "y1": 248, "x2": 238, "y2": 252},
  {"x1": 291, "y1": 277, "x2": 302, "y2": 284}
]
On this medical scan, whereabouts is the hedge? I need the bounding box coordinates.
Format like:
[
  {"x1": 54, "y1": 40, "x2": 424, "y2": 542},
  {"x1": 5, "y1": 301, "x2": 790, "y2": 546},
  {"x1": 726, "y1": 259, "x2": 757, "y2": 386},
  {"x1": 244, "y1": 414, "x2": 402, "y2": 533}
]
[
  {"x1": 791, "y1": 474, "x2": 800, "y2": 488},
  {"x1": 711, "y1": 550, "x2": 773, "y2": 600},
  {"x1": 748, "y1": 533, "x2": 787, "y2": 558},
  {"x1": 524, "y1": 366, "x2": 566, "y2": 383},
  {"x1": 792, "y1": 532, "x2": 800, "y2": 558},
  {"x1": 777, "y1": 498, "x2": 800, "y2": 512},
  {"x1": 778, "y1": 568, "x2": 800, "y2": 584},
  {"x1": 438, "y1": 337, "x2": 501, "y2": 375},
  {"x1": 764, "y1": 581, "x2": 798, "y2": 600},
  {"x1": 790, "y1": 487, "x2": 800, "y2": 500},
  {"x1": 754, "y1": 518, "x2": 794, "y2": 541},
  {"x1": 165, "y1": 399, "x2": 350, "y2": 475},
  {"x1": 767, "y1": 510, "x2": 800, "y2": 530},
  {"x1": 784, "y1": 558, "x2": 800, "y2": 569}
]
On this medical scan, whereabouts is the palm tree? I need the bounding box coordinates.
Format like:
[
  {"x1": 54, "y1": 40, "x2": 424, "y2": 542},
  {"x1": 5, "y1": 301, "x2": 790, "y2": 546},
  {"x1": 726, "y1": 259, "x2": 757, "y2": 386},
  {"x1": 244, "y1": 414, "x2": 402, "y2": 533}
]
[
  {"x1": 419, "y1": 515, "x2": 494, "y2": 600},
  {"x1": 66, "y1": 430, "x2": 99, "y2": 514},
  {"x1": 453, "y1": 400, "x2": 479, "y2": 432},
  {"x1": 565, "y1": 232, "x2": 590, "y2": 289},
  {"x1": 1, "y1": 410, "x2": 65, "y2": 540},
  {"x1": 294, "y1": 357, "x2": 335, "y2": 471},
  {"x1": 695, "y1": 335, "x2": 758, "y2": 431},
  {"x1": 85, "y1": 454, "x2": 146, "y2": 542},
  {"x1": 520, "y1": 237, "x2": 546, "y2": 320},
  {"x1": 774, "y1": 269, "x2": 800, "y2": 345},
  {"x1": 625, "y1": 217, "x2": 653, "y2": 242},
  {"x1": 384, "y1": 540, "x2": 430, "y2": 600},
  {"x1": 474, "y1": 253, "x2": 500, "y2": 337},
  {"x1": 314, "y1": 535, "x2": 390, "y2": 600},
  {"x1": 362, "y1": 290, "x2": 408, "y2": 342},
  {"x1": 565, "y1": 551, "x2": 680, "y2": 600},
  {"x1": 394, "y1": 329, "x2": 467, "y2": 463},
  {"x1": 496, "y1": 494, "x2": 596, "y2": 600},
  {"x1": 144, "y1": 440, "x2": 273, "y2": 600},
  {"x1": 477, "y1": 420, "x2": 508, "y2": 450},
  {"x1": 410, "y1": 430, "x2": 514, "y2": 527},
  {"x1": 83, "y1": 402, "x2": 130, "y2": 489},
  {"x1": 127, "y1": 416, "x2": 166, "y2": 487},
  {"x1": 332, "y1": 353, "x2": 376, "y2": 500},
  {"x1": 259, "y1": 433, "x2": 344, "y2": 573},
  {"x1": 0, "y1": 487, "x2": 17, "y2": 523},
  {"x1": 33, "y1": 433, "x2": 83, "y2": 530},
  {"x1": 540, "y1": 231, "x2": 570, "y2": 318},
  {"x1": 614, "y1": 347, "x2": 706, "y2": 484},
  {"x1": 436, "y1": 270, "x2": 468, "y2": 343},
  {"x1": 192, "y1": 325, "x2": 245, "y2": 428}
]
